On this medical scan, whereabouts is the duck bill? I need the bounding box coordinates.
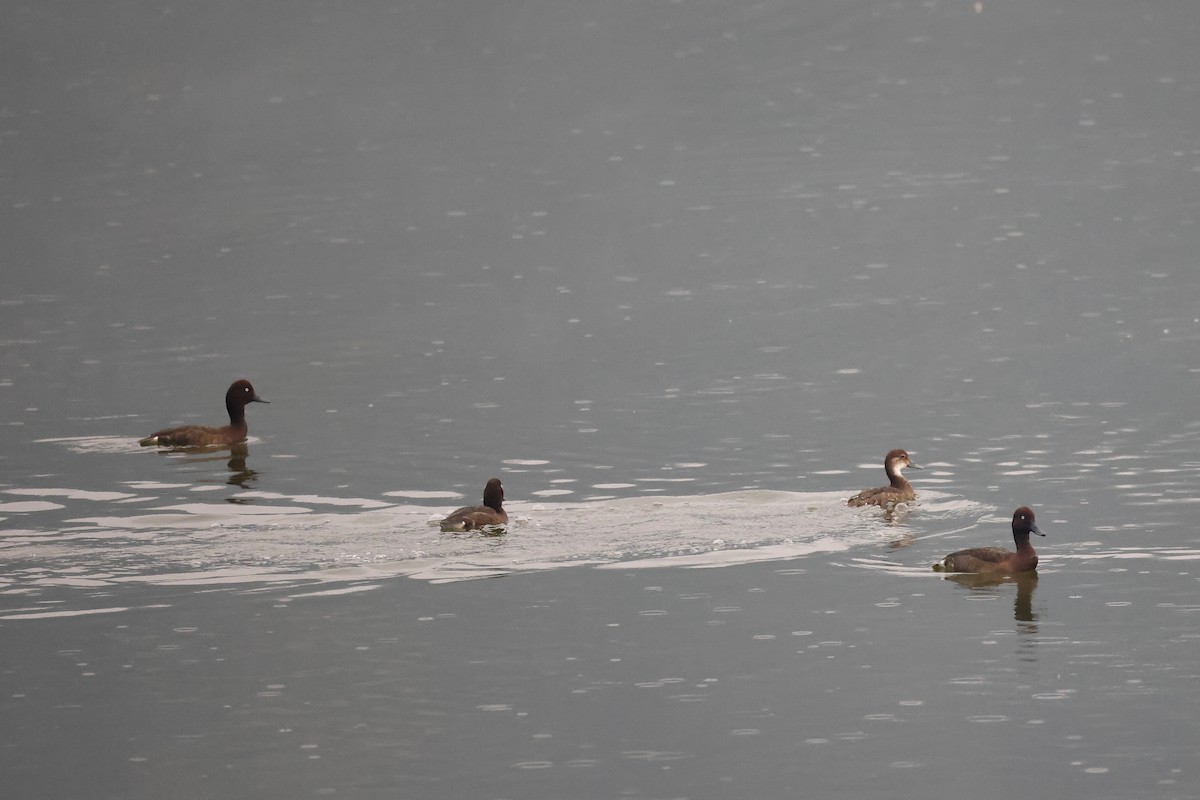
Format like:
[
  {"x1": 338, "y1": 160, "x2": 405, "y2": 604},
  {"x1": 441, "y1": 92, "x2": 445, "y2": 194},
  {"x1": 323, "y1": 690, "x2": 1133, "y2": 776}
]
[
  {"x1": 1030, "y1": 523, "x2": 1045, "y2": 537},
  {"x1": 252, "y1": 395, "x2": 269, "y2": 404}
]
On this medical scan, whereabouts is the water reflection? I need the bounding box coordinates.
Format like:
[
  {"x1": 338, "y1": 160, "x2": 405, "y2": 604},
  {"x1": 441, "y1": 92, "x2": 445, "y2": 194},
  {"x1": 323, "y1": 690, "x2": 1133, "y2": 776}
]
[
  {"x1": 941, "y1": 571, "x2": 1040, "y2": 623},
  {"x1": 942, "y1": 572, "x2": 1041, "y2": 664},
  {"x1": 884, "y1": 511, "x2": 918, "y2": 549},
  {"x1": 223, "y1": 443, "x2": 259, "y2": 491},
  {"x1": 148, "y1": 442, "x2": 261, "y2": 492}
]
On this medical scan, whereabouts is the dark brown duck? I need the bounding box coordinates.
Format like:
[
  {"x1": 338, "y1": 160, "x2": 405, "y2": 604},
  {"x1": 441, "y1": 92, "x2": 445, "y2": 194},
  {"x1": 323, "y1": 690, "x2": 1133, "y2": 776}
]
[
  {"x1": 440, "y1": 478, "x2": 508, "y2": 532},
  {"x1": 138, "y1": 379, "x2": 268, "y2": 448},
  {"x1": 934, "y1": 506, "x2": 1045, "y2": 574}
]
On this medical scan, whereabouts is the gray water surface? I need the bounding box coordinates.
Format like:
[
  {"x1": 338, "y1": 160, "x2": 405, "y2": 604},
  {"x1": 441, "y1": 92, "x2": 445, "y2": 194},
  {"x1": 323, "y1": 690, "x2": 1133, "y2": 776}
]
[{"x1": 3, "y1": 1, "x2": 1200, "y2": 798}]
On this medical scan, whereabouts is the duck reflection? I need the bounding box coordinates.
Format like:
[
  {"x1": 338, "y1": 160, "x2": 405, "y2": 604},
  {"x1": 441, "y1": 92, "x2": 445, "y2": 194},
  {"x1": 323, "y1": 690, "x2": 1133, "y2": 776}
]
[
  {"x1": 941, "y1": 571, "x2": 1039, "y2": 623},
  {"x1": 884, "y1": 510, "x2": 917, "y2": 549},
  {"x1": 941, "y1": 571, "x2": 1041, "y2": 663},
  {"x1": 152, "y1": 442, "x2": 260, "y2": 492},
  {"x1": 222, "y1": 442, "x2": 259, "y2": 491}
]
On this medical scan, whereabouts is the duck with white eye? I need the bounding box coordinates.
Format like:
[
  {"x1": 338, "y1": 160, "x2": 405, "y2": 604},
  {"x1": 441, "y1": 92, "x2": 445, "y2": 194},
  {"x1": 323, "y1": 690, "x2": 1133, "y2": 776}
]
[
  {"x1": 934, "y1": 506, "x2": 1045, "y2": 574},
  {"x1": 138, "y1": 379, "x2": 268, "y2": 448},
  {"x1": 847, "y1": 448, "x2": 922, "y2": 510}
]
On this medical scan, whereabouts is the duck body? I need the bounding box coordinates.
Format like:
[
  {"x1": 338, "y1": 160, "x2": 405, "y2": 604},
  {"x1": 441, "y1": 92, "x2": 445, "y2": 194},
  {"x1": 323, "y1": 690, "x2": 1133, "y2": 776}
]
[
  {"x1": 139, "y1": 379, "x2": 268, "y2": 447},
  {"x1": 440, "y1": 478, "x2": 508, "y2": 532},
  {"x1": 847, "y1": 448, "x2": 922, "y2": 508},
  {"x1": 934, "y1": 506, "x2": 1045, "y2": 574}
]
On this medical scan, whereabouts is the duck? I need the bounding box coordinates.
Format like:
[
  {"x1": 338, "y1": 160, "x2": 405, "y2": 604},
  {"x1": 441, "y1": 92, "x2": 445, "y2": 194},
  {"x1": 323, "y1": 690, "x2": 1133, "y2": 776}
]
[
  {"x1": 138, "y1": 379, "x2": 268, "y2": 447},
  {"x1": 440, "y1": 478, "x2": 508, "y2": 532},
  {"x1": 934, "y1": 506, "x2": 1045, "y2": 574},
  {"x1": 847, "y1": 448, "x2": 922, "y2": 508}
]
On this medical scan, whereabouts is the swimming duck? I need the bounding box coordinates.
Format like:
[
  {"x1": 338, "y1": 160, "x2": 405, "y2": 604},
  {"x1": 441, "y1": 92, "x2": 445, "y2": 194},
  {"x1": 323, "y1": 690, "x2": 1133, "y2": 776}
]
[
  {"x1": 934, "y1": 506, "x2": 1045, "y2": 574},
  {"x1": 138, "y1": 379, "x2": 268, "y2": 447},
  {"x1": 847, "y1": 448, "x2": 922, "y2": 508},
  {"x1": 440, "y1": 478, "x2": 508, "y2": 532}
]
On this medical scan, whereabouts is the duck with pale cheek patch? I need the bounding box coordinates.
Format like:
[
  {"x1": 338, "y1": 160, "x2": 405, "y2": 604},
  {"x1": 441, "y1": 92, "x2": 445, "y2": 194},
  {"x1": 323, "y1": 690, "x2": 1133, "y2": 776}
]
[{"x1": 847, "y1": 448, "x2": 922, "y2": 508}]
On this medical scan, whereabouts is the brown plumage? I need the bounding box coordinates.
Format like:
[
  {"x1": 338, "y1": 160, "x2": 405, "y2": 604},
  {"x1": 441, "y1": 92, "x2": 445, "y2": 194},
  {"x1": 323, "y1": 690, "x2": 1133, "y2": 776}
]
[
  {"x1": 139, "y1": 379, "x2": 268, "y2": 448},
  {"x1": 847, "y1": 448, "x2": 922, "y2": 508},
  {"x1": 934, "y1": 506, "x2": 1045, "y2": 574},
  {"x1": 440, "y1": 478, "x2": 508, "y2": 532}
]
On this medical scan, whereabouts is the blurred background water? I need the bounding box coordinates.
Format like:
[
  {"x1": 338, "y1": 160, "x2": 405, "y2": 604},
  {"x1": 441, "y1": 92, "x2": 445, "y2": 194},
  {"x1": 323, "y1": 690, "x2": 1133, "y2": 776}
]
[{"x1": 2, "y1": 0, "x2": 1199, "y2": 798}]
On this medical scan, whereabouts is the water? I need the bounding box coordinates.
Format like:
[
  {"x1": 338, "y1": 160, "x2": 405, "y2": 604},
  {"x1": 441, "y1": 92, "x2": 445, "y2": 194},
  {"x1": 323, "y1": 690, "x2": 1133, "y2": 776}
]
[{"x1": 3, "y1": 0, "x2": 1200, "y2": 797}]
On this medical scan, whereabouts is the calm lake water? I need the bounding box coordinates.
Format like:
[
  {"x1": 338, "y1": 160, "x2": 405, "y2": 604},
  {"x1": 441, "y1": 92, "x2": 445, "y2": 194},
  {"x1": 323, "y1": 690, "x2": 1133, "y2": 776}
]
[{"x1": 3, "y1": 0, "x2": 1200, "y2": 798}]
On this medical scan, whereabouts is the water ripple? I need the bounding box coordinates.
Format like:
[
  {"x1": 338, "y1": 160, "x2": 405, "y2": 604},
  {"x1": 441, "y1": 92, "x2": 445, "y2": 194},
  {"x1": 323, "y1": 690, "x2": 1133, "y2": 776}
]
[{"x1": 0, "y1": 489, "x2": 990, "y2": 603}]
